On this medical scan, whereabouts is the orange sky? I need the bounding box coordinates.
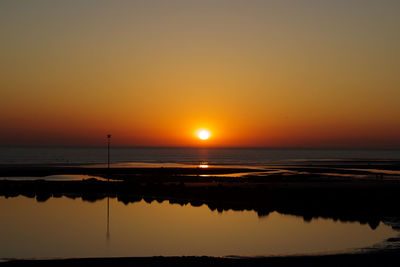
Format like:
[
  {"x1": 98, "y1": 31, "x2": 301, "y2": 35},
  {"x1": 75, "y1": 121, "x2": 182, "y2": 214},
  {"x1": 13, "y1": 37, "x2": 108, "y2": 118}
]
[{"x1": 1, "y1": 1, "x2": 400, "y2": 148}]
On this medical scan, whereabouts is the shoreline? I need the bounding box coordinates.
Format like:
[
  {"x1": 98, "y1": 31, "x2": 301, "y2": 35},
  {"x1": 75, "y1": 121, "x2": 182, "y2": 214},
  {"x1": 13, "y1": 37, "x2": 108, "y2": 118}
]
[{"x1": 3, "y1": 250, "x2": 400, "y2": 267}]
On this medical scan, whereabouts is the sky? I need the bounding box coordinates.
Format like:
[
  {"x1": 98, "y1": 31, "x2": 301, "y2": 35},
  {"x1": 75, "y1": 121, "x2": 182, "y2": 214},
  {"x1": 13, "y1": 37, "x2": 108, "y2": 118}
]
[{"x1": 1, "y1": 0, "x2": 400, "y2": 148}]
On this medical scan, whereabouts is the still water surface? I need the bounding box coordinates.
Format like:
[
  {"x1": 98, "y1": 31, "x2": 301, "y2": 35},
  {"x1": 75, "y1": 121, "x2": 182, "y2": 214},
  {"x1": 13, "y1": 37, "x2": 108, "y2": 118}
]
[{"x1": 0, "y1": 196, "x2": 397, "y2": 259}]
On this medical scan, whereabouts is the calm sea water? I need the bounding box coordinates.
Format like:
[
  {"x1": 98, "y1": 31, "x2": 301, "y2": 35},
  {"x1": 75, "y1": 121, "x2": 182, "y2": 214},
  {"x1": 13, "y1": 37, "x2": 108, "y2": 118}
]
[
  {"x1": 1, "y1": 147, "x2": 400, "y2": 166},
  {"x1": 0, "y1": 196, "x2": 396, "y2": 258}
]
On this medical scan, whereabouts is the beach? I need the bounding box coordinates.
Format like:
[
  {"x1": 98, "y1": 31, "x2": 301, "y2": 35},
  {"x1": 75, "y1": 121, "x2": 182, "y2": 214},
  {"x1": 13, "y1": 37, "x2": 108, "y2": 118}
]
[{"x1": 1, "y1": 161, "x2": 400, "y2": 265}]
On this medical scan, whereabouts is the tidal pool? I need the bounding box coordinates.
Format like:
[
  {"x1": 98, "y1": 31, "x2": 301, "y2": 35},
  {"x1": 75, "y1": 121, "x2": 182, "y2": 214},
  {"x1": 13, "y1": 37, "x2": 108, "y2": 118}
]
[
  {"x1": 0, "y1": 196, "x2": 397, "y2": 259},
  {"x1": 0, "y1": 174, "x2": 109, "y2": 181}
]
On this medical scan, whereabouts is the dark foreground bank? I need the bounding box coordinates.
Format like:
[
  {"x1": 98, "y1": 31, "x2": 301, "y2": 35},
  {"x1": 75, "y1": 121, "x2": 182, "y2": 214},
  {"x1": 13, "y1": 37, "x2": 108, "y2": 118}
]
[{"x1": 2, "y1": 251, "x2": 400, "y2": 267}]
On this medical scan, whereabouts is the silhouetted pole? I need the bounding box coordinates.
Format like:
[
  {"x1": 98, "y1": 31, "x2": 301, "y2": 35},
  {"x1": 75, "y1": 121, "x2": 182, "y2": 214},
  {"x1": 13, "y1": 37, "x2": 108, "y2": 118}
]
[
  {"x1": 106, "y1": 134, "x2": 111, "y2": 242},
  {"x1": 107, "y1": 134, "x2": 111, "y2": 169},
  {"x1": 107, "y1": 134, "x2": 111, "y2": 183}
]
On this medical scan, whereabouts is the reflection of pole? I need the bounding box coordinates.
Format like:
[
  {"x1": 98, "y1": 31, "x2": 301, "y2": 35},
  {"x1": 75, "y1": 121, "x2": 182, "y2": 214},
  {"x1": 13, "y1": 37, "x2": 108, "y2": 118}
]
[{"x1": 106, "y1": 195, "x2": 110, "y2": 242}]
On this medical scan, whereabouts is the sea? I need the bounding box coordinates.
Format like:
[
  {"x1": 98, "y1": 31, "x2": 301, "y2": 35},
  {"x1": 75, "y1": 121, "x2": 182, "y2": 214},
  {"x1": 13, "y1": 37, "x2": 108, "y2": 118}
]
[{"x1": 1, "y1": 146, "x2": 400, "y2": 166}]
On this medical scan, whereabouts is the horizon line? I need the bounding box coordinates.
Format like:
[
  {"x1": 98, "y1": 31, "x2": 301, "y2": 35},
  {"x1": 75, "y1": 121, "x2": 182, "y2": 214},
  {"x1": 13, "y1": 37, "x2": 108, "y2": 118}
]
[{"x1": 1, "y1": 145, "x2": 400, "y2": 150}]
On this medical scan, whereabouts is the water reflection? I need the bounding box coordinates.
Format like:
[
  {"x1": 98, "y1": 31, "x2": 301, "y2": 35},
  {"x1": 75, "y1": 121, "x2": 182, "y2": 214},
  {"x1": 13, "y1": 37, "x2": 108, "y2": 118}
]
[
  {"x1": 0, "y1": 196, "x2": 397, "y2": 259},
  {"x1": 0, "y1": 191, "x2": 395, "y2": 230},
  {"x1": 0, "y1": 174, "x2": 112, "y2": 182},
  {"x1": 106, "y1": 195, "x2": 110, "y2": 242}
]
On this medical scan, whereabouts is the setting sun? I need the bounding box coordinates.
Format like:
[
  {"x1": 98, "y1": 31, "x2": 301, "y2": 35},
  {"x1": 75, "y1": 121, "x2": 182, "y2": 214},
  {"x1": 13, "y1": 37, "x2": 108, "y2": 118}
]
[{"x1": 198, "y1": 130, "x2": 210, "y2": 140}]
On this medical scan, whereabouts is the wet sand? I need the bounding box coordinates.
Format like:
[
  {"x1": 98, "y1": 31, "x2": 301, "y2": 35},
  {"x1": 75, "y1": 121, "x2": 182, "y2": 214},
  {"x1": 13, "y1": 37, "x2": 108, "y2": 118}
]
[{"x1": 0, "y1": 165, "x2": 263, "y2": 178}]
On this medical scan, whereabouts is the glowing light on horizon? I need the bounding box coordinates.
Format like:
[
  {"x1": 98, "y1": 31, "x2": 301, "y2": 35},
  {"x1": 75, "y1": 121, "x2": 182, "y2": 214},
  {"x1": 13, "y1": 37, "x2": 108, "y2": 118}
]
[{"x1": 198, "y1": 130, "x2": 210, "y2": 140}]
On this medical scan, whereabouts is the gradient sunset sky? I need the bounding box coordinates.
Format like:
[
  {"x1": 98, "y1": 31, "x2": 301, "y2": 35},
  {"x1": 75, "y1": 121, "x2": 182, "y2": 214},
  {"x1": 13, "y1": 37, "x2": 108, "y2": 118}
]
[{"x1": 1, "y1": 0, "x2": 399, "y2": 148}]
